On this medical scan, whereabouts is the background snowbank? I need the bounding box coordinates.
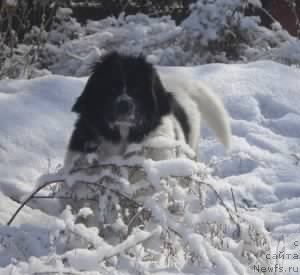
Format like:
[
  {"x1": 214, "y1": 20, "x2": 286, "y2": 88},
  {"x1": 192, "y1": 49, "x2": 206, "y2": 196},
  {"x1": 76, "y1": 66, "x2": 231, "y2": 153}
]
[{"x1": 0, "y1": 61, "x2": 300, "y2": 274}]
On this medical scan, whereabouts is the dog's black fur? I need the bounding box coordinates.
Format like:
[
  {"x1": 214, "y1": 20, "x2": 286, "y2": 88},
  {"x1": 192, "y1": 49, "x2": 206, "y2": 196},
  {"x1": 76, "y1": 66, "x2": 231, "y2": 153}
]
[{"x1": 69, "y1": 52, "x2": 189, "y2": 154}]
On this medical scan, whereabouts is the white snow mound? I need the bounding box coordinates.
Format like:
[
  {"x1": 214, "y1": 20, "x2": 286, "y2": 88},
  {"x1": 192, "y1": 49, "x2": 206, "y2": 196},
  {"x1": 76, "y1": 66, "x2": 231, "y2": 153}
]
[{"x1": 0, "y1": 61, "x2": 300, "y2": 275}]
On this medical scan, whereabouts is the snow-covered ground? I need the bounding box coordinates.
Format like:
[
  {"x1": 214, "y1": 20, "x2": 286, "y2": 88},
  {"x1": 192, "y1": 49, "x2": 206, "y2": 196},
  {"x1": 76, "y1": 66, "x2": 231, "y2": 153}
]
[{"x1": 0, "y1": 61, "x2": 300, "y2": 274}]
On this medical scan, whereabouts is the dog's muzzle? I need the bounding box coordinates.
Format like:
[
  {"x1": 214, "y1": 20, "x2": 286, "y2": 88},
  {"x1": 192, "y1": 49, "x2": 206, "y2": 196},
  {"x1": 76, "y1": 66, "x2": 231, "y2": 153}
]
[
  {"x1": 113, "y1": 96, "x2": 135, "y2": 126},
  {"x1": 116, "y1": 99, "x2": 134, "y2": 116}
]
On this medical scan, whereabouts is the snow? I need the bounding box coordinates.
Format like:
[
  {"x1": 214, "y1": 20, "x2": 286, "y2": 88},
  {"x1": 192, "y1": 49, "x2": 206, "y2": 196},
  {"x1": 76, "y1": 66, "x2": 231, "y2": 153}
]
[
  {"x1": 0, "y1": 75, "x2": 83, "y2": 201},
  {"x1": 5, "y1": 0, "x2": 17, "y2": 7},
  {"x1": 0, "y1": 60, "x2": 300, "y2": 274},
  {"x1": 144, "y1": 158, "x2": 198, "y2": 185}
]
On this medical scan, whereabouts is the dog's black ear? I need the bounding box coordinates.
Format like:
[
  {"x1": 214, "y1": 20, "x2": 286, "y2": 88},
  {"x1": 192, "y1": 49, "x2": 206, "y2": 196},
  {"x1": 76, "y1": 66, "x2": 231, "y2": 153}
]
[
  {"x1": 152, "y1": 70, "x2": 173, "y2": 116},
  {"x1": 72, "y1": 52, "x2": 123, "y2": 113},
  {"x1": 72, "y1": 78, "x2": 94, "y2": 113},
  {"x1": 72, "y1": 93, "x2": 86, "y2": 113},
  {"x1": 92, "y1": 51, "x2": 121, "y2": 74},
  {"x1": 72, "y1": 54, "x2": 110, "y2": 114}
]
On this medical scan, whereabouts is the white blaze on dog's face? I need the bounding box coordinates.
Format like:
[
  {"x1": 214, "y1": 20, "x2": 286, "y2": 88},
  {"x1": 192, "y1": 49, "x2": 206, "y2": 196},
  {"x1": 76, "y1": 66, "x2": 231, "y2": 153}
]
[
  {"x1": 113, "y1": 93, "x2": 135, "y2": 126},
  {"x1": 112, "y1": 93, "x2": 136, "y2": 139}
]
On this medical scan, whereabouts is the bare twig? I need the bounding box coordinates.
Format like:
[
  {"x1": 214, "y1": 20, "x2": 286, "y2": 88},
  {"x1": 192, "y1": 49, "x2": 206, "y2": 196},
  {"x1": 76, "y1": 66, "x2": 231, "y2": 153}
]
[
  {"x1": 66, "y1": 50, "x2": 86, "y2": 61},
  {"x1": 97, "y1": 227, "x2": 160, "y2": 263},
  {"x1": 34, "y1": 272, "x2": 80, "y2": 275},
  {"x1": 118, "y1": 0, "x2": 130, "y2": 13},
  {"x1": 193, "y1": 177, "x2": 241, "y2": 231},
  {"x1": 6, "y1": 172, "x2": 142, "y2": 226},
  {"x1": 80, "y1": 179, "x2": 143, "y2": 209},
  {"x1": 256, "y1": 6, "x2": 278, "y2": 25},
  {"x1": 292, "y1": 153, "x2": 300, "y2": 165},
  {"x1": 69, "y1": 162, "x2": 145, "y2": 176},
  {"x1": 275, "y1": 234, "x2": 285, "y2": 274},
  {"x1": 7, "y1": 179, "x2": 64, "y2": 226},
  {"x1": 32, "y1": 195, "x2": 72, "y2": 200},
  {"x1": 43, "y1": 0, "x2": 59, "y2": 30},
  {"x1": 127, "y1": 207, "x2": 146, "y2": 235},
  {"x1": 231, "y1": 188, "x2": 238, "y2": 213}
]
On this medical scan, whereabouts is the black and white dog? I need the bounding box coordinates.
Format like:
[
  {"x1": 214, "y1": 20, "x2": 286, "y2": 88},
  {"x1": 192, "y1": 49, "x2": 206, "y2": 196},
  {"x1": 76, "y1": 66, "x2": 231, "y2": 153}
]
[{"x1": 65, "y1": 52, "x2": 231, "y2": 167}]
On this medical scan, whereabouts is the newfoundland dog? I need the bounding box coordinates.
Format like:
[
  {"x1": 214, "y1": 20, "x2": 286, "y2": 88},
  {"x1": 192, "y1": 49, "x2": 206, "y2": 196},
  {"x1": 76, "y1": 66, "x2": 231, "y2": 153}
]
[{"x1": 65, "y1": 52, "x2": 231, "y2": 167}]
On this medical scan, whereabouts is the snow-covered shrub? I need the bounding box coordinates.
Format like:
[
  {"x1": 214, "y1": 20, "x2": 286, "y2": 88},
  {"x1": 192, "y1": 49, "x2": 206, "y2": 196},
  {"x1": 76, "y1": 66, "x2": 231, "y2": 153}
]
[
  {"x1": 0, "y1": 3, "x2": 78, "y2": 79},
  {"x1": 181, "y1": 0, "x2": 295, "y2": 63},
  {"x1": 0, "y1": 0, "x2": 58, "y2": 79},
  {"x1": 48, "y1": 7, "x2": 83, "y2": 45},
  {"x1": 30, "y1": 139, "x2": 271, "y2": 274},
  {"x1": 43, "y1": 1, "x2": 298, "y2": 77},
  {"x1": 0, "y1": 30, "x2": 51, "y2": 79},
  {"x1": 1, "y1": 0, "x2": 299, "y2": 79},
  {"x1": 44, "y1": 13, "x2": 185, "y2": 76}
]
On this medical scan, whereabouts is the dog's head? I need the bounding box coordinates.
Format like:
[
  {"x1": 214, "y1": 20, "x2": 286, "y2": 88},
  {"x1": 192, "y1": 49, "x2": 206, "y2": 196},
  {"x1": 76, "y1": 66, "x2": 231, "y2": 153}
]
[{"x1": 72, "y1": 52, "x2": 172, "y2": 142}]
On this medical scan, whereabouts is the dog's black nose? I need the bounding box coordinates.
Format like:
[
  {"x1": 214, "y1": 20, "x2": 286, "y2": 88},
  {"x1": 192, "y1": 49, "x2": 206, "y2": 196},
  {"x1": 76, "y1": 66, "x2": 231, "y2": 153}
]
[{"x1": 117, "y1": 99, "x2": 134, "y2": 115}]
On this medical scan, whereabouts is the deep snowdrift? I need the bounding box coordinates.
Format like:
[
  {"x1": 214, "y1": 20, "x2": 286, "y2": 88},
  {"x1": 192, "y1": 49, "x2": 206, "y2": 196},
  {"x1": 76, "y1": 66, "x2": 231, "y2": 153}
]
[{"x1": 0, "y1": 61, "x2": 300, "y2": 274}]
